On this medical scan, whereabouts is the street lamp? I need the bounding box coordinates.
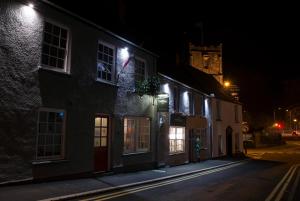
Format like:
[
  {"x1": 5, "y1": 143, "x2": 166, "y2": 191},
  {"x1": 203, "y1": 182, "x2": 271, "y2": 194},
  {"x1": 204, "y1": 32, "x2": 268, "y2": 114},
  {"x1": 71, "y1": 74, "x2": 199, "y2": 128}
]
[{"x1": 293, "y1": 118, "x2": 298, "y2": 133}]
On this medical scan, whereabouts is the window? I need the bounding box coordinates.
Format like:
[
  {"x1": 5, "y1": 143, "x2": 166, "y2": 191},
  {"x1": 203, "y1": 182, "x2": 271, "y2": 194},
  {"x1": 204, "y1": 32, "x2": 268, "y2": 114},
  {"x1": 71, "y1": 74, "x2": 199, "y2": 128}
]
[
  {"x1": 97, "y1": 42, "x2": 114, "y2": 82},
  {"x1": 124, "y1": 117, "x2": 150, "y2": 154},
  {"x1": 41, "y1": 21, "x2": 69, "y2": 71},
  {"x1": 94, "y1": 116, "x2": 108, "y2": 147},
  {"x1": 173, "y1": 87, "x2": 179, "y2": 112},
  {"x1": 169, "y1": 126, "x2": 185, "y2": 154},
  {"x1": 194, "y1": 94, "x2": 204, "y2": 116},
  {"x1": 216, "y1": 100, "x2": 221, "y2": 120},
  {"x1": 134, "y1": 58, "x2": 146, "y2": 84},
  {"x1": 234, "y1": 105, "x2": 239, "y2": 123},
  {"x1": 188, "y1": 92, "x2": 194, "y2": 115},
  {"x1": 36, "y1": 109, "x2": 65, "y2": 160}
]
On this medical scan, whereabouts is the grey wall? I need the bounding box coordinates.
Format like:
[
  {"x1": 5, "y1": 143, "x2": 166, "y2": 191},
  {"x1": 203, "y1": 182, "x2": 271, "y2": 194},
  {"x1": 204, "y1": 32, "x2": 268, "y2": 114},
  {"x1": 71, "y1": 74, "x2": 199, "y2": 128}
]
[{"x1": 0, "y1": 0, "x2": 157, "y2": 181}]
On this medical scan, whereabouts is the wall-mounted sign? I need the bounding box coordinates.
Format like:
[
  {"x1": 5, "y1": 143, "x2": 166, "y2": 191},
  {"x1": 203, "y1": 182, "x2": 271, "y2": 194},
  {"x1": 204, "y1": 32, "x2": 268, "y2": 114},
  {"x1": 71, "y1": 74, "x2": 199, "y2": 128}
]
[
  {"x1": 157, "y1": 93, "x2": 169, "y2": 112},
  {"x1": 170, "y1": 113, "x2": 186, "y2": 126}
]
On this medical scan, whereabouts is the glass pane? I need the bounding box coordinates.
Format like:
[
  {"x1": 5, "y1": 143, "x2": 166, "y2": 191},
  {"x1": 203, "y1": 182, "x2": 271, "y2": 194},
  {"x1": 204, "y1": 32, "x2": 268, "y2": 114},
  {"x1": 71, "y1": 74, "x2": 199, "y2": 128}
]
[
  {"x1": 45, "y1": 145, "x2": 53, "y2": 156},
  {"x1": 48, "y1": 123, "x2": 55, "y2": 133},
  {"x1": 101, "y1": 128, "x2": 107, "y2": 136},
  {"x1": 39, "y1": 111, "x2": 47, "y2": 122},
  {"x1": 55, "y1": 112, "x2": 64, "y2": 122},
  {"x1": 39, "y1": 123, "x2": 47, "y2": 133},
  {"x1": 61, "y1": 28, "x2": 67, "y2": 38},
  {"x1": 45, "y1": 135, "x2": 53, "y2": 144},
  {"x1": 53, "y1": 145, "x2": 61, "y2": 155},
  {"x1": 53, "y1": 135, "x2": 62, "y2": 145},
  {"x1": 38, "y1": 135, "x2": 45, "y2": 145},
  {"x1": 55, "y1": 123, "x2": 62, "y2": 133},
  {"x1": 177, "y1": 132, "x2": 184, "y2": 140},
  {"x1": 102, "y1": 118, "x2": 107, "y2": 127},
  {"x1": 176, "y1": 127, "x2": 183, "y2": 135},
  {"x1": 95, "y1": 117, "x2": 101, "y2": 126},
  {"x1": 42, "y1": 54, "x2": 49, "y2": 65},
  {"x1": 94, "y1": 128, "x2": 100, "y2": 136},
  {"x1": 44, "y1": 22, "x2": 52, "y2": 33},
  {"x1": 94, "y1": 138, "x2": 100, "y2": 147},
  {"x1": 101, "y1": 137, "x2": 107, "y2": 147},
  {"x1": 37, "y1": 146, "x2": 45, "y2": 157},
  {"x1": 50, "y1": 46, "x2": 58, "y2": 57}
]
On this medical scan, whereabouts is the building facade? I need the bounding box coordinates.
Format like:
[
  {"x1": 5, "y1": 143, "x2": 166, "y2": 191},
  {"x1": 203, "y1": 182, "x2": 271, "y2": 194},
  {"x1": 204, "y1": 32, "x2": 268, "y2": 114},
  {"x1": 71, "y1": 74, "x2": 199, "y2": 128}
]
[
  {"x1": 0, "y1": 0, "x2": 158, "y2": 182},
  {"x1": 158, "y1": 73, "x2": 212, "y2": 167}
]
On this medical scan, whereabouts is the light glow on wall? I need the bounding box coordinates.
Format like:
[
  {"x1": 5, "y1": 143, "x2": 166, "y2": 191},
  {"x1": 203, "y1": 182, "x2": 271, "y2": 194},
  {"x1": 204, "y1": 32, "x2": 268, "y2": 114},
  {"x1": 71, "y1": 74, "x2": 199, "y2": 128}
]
[
  {"x1": 204, "y1": 98, "x2": 209, "y2": 117},
  {"x1": 21, "y1": 4, "x2": 37, "y2": 21},
  {"x1": 120, "y1": 47, "x2": 129, "y2": 60},
  {"x1": 163, "y1": 83, "x2": 170, "y2": 95},
  {"x1": 183, "y1": 91, "x2": 189, "y2": 109}
]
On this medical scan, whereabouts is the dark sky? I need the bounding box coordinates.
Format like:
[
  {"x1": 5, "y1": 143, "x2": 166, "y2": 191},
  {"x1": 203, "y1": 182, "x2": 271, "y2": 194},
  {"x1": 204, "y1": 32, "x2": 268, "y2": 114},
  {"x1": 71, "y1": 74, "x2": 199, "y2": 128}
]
[{"x1": 48, "y1": 0, "x2": 300, "y2": 116}]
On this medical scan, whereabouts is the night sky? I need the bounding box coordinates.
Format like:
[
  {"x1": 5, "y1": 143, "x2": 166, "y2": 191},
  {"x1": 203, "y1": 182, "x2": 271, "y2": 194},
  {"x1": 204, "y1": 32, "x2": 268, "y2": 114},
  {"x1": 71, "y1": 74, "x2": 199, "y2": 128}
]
[{"x1": 48, "y1": 0, "x2": 300, "y2": 118}]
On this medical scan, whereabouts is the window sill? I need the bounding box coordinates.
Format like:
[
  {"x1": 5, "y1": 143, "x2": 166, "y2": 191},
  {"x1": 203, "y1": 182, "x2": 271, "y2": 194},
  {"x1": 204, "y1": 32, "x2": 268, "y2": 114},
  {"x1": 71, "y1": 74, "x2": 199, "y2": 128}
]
[
  {"x1": 32, "y1": 159, "x2": 69, "y2": 165},
  {"x1": 39, "y1": 66, "x2": 71, "y2": 77},
  {"x1": 169, "y1": 152, "x2": 185, "y2": 156},
  {"x1": 122, "y1": 151, "x2": 150, "y2": 156},
  {"x1": 95, "y1": 79, "x2": 119, "y2": 87}
]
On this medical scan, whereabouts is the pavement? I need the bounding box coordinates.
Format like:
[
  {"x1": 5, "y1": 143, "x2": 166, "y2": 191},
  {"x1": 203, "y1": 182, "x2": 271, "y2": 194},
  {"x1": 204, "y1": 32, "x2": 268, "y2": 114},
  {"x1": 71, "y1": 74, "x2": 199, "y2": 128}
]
[{"x1": 0, "y1": 156, "x2": 248, "y2": 201}]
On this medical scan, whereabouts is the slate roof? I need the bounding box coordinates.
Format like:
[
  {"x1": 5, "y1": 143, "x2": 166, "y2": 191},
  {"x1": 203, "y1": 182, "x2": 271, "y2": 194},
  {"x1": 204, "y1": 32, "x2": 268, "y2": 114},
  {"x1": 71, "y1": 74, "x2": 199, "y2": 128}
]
[{"x1": 158, "y1": 65, "x2": 241, "y2": 104}]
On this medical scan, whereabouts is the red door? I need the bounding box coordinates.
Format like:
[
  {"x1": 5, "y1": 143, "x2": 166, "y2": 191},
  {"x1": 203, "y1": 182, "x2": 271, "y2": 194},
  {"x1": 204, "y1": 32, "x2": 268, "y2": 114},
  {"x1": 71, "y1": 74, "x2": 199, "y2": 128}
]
[{"x1": 94, "y1": 115, "x2": 109, "y2": 172}]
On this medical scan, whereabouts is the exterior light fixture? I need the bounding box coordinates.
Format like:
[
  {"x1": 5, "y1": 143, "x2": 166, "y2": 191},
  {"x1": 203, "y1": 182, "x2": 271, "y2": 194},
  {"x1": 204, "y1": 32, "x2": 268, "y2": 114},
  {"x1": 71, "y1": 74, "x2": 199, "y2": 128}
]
[
  {"x1": 28, "y1": 3, "x2": 34, "y2": 8},
  {"x1": 120, "y1": 47, "x2": 129, "y2": 60},
  {"x1": 224, "y1": 81, "x2": 230, "y2": 87}
]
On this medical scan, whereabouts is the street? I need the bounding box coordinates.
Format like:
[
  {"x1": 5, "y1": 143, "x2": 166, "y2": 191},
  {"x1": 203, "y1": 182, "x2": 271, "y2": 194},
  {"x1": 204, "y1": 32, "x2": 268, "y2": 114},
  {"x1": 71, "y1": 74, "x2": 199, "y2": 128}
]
[{"x1": 75, "y1": 141, "x2": 300, "y2": 201}]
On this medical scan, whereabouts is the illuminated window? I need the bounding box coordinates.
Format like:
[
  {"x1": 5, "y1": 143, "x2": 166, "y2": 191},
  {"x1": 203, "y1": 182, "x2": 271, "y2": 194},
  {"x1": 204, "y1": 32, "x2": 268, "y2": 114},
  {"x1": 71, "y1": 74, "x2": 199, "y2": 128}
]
[
  {"x1": 36, "y1": 108, "x2": 65, "y2": 160},
  {"x1": 169, "y1": 126, "x2": 185, "y2": 154},
  {"x1": 97, "y1": 42, "x2": 115, "y2": 82},
  {"x1": 94, "y1": 116, "x2": 108, "y2": 147},
  {"x1": 41, "y1": 21, "x2": 69, "y2": 71},
  {"x1": 124, "y1": 117, "x2": 150, "y2": 154},
  {"x1": 134, "y1": 58, "x2": 146, "y2": 84}
]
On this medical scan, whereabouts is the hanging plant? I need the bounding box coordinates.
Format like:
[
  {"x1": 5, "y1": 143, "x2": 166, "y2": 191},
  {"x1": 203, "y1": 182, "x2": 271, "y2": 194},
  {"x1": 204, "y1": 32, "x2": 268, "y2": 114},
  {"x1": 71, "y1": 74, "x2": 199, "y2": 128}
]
[{"x1": 135, "y1": 76, "x2": 160, "y2": 97}]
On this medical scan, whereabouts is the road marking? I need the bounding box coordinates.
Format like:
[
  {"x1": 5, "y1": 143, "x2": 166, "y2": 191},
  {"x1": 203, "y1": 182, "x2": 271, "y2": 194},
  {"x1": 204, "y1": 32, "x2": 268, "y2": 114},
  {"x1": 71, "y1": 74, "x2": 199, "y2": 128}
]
[
  {"x1": 81, "y1": 162, "x2": 247, "y2": 201},
  {"x1": 152, "y1": 170, "x2": 166, "y2": 173},
  {"x1": 265, "y1": 164, "x2": 300, "y2": 201}
]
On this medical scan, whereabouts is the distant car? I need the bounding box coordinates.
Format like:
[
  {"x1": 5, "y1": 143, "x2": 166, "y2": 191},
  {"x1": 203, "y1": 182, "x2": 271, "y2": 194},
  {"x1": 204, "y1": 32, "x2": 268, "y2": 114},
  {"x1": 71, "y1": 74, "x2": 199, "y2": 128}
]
[{"x1": 292, "y1": 131, "x2": 297, "y2": 136}]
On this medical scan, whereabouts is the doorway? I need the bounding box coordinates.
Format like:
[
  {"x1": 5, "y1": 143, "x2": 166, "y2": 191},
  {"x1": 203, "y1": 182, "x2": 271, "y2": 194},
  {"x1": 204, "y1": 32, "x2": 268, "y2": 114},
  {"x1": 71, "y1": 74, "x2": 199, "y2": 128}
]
[
  {"x1": 94, "y1": 115, "x2": 109, "y2": 172},
  {"x1": 226, "y1": 126, "x2": 233, "y2": 156}
]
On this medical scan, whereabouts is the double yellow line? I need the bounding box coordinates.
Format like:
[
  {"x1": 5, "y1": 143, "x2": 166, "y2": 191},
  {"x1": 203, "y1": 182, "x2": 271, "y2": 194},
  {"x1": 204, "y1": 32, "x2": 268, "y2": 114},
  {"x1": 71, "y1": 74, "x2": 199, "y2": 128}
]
[
  {"x1": 265, "y1": 164, "x2": 300, "y2": 201},
  {"x1": 81, "y1": 161, "x2": 247, "y2": 201}
]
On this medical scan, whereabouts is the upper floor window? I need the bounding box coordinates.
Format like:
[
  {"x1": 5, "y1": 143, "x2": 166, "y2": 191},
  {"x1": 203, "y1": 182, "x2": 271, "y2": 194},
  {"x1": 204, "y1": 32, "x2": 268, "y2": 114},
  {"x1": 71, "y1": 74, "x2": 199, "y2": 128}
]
[
  {"x1": 134, "y1": 58, "x2": 146, "y2": 84},
  {"x1": 173, "y1": 87, "x2": 179, "y2": 112},
  {"x1": 97, "y1": 42, "x2": 115, "y2": 82},
  {"x1": 41, "y1": 21, "x2": 69, "y2": 72},
  {"x1": 188, "y1": 92, "x2": 194, "y2": 115},
  {"x1": 36, "y1": 108, "x2": 66, "y2": 160}
]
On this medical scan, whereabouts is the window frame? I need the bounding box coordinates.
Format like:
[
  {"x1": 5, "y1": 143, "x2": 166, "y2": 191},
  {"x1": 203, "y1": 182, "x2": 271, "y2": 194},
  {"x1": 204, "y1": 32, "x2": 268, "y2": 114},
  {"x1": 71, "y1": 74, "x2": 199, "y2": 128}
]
[
  {"x1": 169, "y1": 126, "x2": 185, "y2": 154},
  {"x1": 36, "y1": 108, "x2": 66, "y2": 161},
  {"x1": 96, "y1": 40, "x2": 116, "y2": 84},
  {"x1": 41, "y1": 19, "x2": 70, "y2": 73},
  {"x1": 123, "y1": 116, "x2": 151, "y2": 154},
  {"x1": 134, "y1": 57, "x2": 147, "y2": 85}
]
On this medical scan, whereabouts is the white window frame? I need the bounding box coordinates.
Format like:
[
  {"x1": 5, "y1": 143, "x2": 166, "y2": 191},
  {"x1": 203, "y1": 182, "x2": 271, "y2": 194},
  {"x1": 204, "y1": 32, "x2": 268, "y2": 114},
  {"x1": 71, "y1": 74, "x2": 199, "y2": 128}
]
[
  {"x1": 169, "y1": 126, "x2": 185, "y2": 154},
  {"x1": 41, "y1": 20, "x2": 70, "y2": 73},
  {"x1": 123, "y1": 117, "x2": 151, "y2": 154},
  {"x1": 36, "y1": 108, "x2": 66, "y2": 160},
  {"x1": 96, "y1": 40, "x2": 115, "y2": 83},
  {"x1": 134, "y1": 57, "x2": 147, "y2": 84}
]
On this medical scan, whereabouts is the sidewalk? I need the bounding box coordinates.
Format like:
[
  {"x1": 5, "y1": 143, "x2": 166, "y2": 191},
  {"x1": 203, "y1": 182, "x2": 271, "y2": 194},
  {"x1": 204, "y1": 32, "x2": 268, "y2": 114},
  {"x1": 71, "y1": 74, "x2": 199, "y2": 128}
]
[{"x1": 0, "y1": 157, "x2": 247, "y2": 201}]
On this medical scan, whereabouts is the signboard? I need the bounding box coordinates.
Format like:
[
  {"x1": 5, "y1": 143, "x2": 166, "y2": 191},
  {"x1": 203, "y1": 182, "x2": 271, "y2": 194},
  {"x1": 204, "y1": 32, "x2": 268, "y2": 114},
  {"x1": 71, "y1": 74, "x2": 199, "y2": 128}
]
[
  {"x1": 157, "y1": 93, "x2": 169, "y2": 112},
  {"x1": 170, "y1": 113, "x2": 186, "y2": 126}
]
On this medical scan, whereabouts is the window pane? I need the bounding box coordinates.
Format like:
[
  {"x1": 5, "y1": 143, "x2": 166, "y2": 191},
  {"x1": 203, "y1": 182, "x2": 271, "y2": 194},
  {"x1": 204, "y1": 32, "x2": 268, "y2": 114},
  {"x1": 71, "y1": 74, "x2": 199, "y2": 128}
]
[
  {"x1": 55, "y1": 123, "x2": 62, "y2": 133},
  {"x1": 94, "y1": 128, "x2": 100, "y2": 136},
  {"x1": 94, "y1": 138, "x2": 100, "y2": 147},
  {"x1": 39, "y1": 123, "x2": 47, "y2": 133},
  {"x1": 101, "y1": 137, "x2": 107, "y2": 147},
  {"x1": 101, "y1": 128, "x2": 107, "y2": 136},
  {"x1": 102, "y1": 118, "x2": 107, "y2": 127},
  {"x1": 95, "y1": 117, "x2": 101, "y2": 127}
]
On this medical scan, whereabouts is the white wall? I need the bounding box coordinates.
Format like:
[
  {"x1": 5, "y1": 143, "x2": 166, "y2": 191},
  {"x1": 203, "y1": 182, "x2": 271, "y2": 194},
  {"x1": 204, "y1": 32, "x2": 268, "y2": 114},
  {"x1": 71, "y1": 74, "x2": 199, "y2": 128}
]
[{"x1": 211, "y1": 98, "x2": 243, "y2": 157}]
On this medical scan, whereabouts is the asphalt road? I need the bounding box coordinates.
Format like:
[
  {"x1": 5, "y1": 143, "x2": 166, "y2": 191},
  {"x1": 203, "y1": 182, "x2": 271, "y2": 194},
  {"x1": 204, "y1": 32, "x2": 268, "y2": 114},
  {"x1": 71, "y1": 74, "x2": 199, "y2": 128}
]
[{"x1": 79, "y1": 141, "x2": 300, "y2": 201}]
